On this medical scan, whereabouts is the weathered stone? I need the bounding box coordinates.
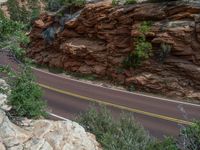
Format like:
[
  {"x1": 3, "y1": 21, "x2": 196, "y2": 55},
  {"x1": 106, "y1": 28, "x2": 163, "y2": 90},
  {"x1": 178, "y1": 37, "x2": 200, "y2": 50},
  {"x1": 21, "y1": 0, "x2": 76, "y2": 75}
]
[
  {"x1": 0, "y1": 110, "x2": 31, "y2": 147},
  {"x1": 27, "y1": 1, "x2": 200, "y2": 101}
]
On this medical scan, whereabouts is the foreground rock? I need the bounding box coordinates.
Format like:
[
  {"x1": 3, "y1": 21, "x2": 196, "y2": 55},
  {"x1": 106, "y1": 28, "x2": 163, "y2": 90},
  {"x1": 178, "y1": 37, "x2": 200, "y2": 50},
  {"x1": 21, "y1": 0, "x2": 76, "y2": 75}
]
[
  {"x1": 27, "y1": 1, "x2": 200, "y2": 101},
  {"x1": 0, "y1": 110, "x2": 101, "y2": 150},
  {"x1": 0, "y1": 79, "x2": 102, "y2": 150}
]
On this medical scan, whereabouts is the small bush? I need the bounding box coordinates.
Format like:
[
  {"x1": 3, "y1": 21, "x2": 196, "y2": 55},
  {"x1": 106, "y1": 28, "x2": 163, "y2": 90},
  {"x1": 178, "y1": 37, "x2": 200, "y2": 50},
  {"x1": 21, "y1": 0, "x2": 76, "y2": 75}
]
[
  {"x1": 139, "y1": 21, "x2": 152, "y2": 34},
  {"x1": 77, "y1": 106, "x2": 153, "y2": 150},
  {"x1": 0, "y1": 11, "x2": 29, "y2": 62},
  {"x1": 147, "y1": 137, "x2": 179, "y2": 150},
  {"x1": 112, "y1": 0, "x2": 120, "y2": 5},
  {"x1": 7, "y1": 0, "x2": 40, "y2": 24},
  {"x1": 123, "y1": 21, "x2": 152, "y2": 68},
  {"x1": 77, "y1": 106, "x2": 200, "y2": 149},
  {"x1": 123, "y1": 36, "x2": 152, "y2": 68},
  {"x1": 180, "y1": 121, "x2": 200, "y2": 150},
  {"x1": 8, "y1": 67, "x2": 47, "y2": 119}
]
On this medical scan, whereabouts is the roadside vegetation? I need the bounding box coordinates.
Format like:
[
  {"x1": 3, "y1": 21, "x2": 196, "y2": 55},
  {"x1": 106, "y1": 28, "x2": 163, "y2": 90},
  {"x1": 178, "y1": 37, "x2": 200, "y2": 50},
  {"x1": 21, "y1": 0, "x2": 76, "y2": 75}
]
[
  {"x1": 0, "y1": 10, "x2": 29, "y2": 62},
  {"x1": 7, "y1": 0, "x2": 40, "y2": 24},
  {"x1": 0, "y1": 66, "x2": 47, "y2": 119},
  {"x1": 77, "y1": 106, "x2": 200, "y2": 150}
]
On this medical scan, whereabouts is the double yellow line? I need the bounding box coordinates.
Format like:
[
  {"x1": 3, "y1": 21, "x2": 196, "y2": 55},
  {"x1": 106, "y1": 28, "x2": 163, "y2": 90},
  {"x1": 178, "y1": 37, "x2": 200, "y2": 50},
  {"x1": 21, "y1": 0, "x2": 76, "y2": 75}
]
[{"x1": 38, "y1": 83, "x2": 193, "y2": 125}]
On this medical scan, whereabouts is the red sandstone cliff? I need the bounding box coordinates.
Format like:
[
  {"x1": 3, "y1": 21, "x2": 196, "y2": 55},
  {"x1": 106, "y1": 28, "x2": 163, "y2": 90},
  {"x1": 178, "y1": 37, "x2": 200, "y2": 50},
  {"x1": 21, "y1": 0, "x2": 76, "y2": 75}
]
[{"x1": 27, "y1": 1, "x2": 200, "y2": 101}]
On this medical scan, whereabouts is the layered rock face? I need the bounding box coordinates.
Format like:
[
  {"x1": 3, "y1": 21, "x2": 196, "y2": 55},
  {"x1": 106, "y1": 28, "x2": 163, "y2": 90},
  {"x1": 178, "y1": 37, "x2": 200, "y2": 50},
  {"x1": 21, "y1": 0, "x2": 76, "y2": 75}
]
[
  {"x1": 27, "y1": 1, "x2": 200, "y2": 101},
  {"x1": 0, "y1": 79, "x2": 102, "y2": 150}
]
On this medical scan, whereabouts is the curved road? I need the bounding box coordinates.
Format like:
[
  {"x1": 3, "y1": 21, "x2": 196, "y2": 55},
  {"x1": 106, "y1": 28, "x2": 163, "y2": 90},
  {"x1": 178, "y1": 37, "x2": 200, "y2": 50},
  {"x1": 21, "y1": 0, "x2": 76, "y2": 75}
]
[{"x1": 1, "y1": 50, "x2": 200, "y2": 138}]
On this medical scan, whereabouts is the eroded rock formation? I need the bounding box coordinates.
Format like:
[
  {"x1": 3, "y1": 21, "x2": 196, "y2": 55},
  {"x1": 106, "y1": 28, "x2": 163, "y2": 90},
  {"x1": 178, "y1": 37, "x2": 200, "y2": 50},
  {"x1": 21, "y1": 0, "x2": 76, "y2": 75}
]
[{"x1": 27, "y1": 1, "x2": 200, "y2": 101}]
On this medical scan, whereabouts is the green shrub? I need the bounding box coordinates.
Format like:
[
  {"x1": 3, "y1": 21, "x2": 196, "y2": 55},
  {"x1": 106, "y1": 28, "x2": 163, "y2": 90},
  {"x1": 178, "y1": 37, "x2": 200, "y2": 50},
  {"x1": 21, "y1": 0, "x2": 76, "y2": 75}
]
[
  {"x1": 123, "y1": 21, "x2": 152, "y2": 68},
  {"x1": 180, "y1": 121, "x2": 200, "y2": 150},
  {"x1": 77, "y1": 106, "x2": 200, "y2": 150},
  {"x1": 8, "y1": 67, "x2": 47, "y2": 119},
  {"x1": 112, "y1": 0, "x2": 120, "y2": 5},
  {"x1": 77, "y1": 106, "x2": 153, "y2": 150},
  {"x1": 134, "y1": 36, "x2": 152, "y2": 64},
  {"x1": 139, "y1": 21, "x2": 152, "y2": 34},
  {"x1": 0, "y1": 11, "x2": 29, "y2": 62},
  {"x1": 7, "y1": 0, "x2": 40, "y2": 24},
  {"x1": 147, "y1": 137, "x2": 179, "y2": 150},
  {"x1": 123, "y1": 36, "x2": 152, "y2": 68}
]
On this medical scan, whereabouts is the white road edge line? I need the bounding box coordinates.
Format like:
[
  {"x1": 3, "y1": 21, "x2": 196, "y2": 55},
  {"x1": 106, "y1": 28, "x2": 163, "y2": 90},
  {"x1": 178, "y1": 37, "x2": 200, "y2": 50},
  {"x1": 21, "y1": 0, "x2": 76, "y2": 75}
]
[
  {"x1": 48, "y1": 112, "x2": 69, "y2": 121},
  {"x1": 33, "y1": 67, "x2": 200, "y2": 107}
]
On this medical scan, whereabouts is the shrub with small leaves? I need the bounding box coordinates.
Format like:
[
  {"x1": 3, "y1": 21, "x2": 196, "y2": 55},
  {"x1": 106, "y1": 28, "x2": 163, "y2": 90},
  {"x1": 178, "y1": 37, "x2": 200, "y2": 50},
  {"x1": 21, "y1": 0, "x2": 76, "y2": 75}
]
[
  {"x1": 147, "y1": 137, "x2": 179, "y2": 150},
  {"x1": 8, "y1": 66, "x2": 47, "y2": 119},
  {"x1": 77, "y1": 106, "x2": 153, "y2": 150},
  {"x1": 139, "y1": 21, "x2": 152, "y2": 34},
  {"x1": 180, "y1": 121, "x2": 200, "y2": 150},
  {"x1": 7, "y1": 0, "x2": 41, "y2": 25},
  {"x1": 0, "y1": 11, "x2": 29, "y2": 62},
  {"x1": 123, "y1": 21, "x2": 152, "y2": 68}
]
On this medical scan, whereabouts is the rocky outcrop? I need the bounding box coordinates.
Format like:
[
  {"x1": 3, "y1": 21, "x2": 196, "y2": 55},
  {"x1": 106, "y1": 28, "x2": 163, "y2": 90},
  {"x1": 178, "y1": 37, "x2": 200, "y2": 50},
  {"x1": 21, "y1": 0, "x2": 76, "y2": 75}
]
[
  {"x1": 27, "y1": 1, "x2": 200, "y2": 101},
  {"x1": 0, "y1": 79, "x2": 102, "y2": 150},
  {"x1": 0, "y1": 110, "x2": 102, "y2": 150}
]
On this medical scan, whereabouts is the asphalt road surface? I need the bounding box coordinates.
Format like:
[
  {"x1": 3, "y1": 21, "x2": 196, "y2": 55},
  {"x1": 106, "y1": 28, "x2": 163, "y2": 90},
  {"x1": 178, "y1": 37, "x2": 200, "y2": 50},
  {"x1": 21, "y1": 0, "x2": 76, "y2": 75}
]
[{"x1": 1, "y1": 50, "x2": 200, "y2": 139}]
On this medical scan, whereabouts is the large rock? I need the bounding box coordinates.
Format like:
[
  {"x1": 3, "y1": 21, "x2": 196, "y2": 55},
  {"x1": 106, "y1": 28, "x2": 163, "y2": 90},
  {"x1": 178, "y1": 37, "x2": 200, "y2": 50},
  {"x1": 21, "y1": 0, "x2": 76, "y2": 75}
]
[
  {"x1": 27, "y1": 1, "x2": 200, "y2": 101},
  {"x1": 0, "y1": 108, "x2": 101, "y2": 150},
  {"x1": 0, "y1": 117, "x2": 101, "y2": 150},
  {"x1": 0, "y1": 79, "x2": 102, "y2": 150},
  {"x1": 0, "y1": 110, "x2": 31, "y2": 148}
]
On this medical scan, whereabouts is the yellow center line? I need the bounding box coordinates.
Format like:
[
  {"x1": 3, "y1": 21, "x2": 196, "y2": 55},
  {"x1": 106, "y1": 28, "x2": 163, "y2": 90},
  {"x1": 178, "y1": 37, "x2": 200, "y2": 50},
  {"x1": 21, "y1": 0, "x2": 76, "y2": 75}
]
[{"x1": 38, "y1": 83, "x2": 193, "y2": 125}]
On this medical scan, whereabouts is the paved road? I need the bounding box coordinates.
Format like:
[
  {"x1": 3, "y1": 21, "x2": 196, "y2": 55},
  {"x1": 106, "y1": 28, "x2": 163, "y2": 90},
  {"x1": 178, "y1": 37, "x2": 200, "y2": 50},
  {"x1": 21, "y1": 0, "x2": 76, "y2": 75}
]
[{"x1": 1, "y1": 50, "x2": 200, "y2": 138}]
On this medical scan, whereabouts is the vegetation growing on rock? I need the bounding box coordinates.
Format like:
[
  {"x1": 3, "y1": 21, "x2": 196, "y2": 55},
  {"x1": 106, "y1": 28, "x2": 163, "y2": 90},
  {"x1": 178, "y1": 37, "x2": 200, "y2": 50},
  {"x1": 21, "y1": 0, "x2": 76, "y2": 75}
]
[
  {"x1": 0, "y1": 9, "x2": 29, "y2": 62},
  {"x1": 0, "y1": 66, "x2": 47, "y2": 118},
  {"x1": 77, "y1": 107, "x2": 154, "y2": 150},
  {"x1": 7, "y1": 0, "x2": 41, "y2": 23},
  {"x1": 123, "y1": 21, "x2": 152, "y2": 68},
  {"x1": 78, "y1": 106, "x2": 200, "y2": 150}
]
